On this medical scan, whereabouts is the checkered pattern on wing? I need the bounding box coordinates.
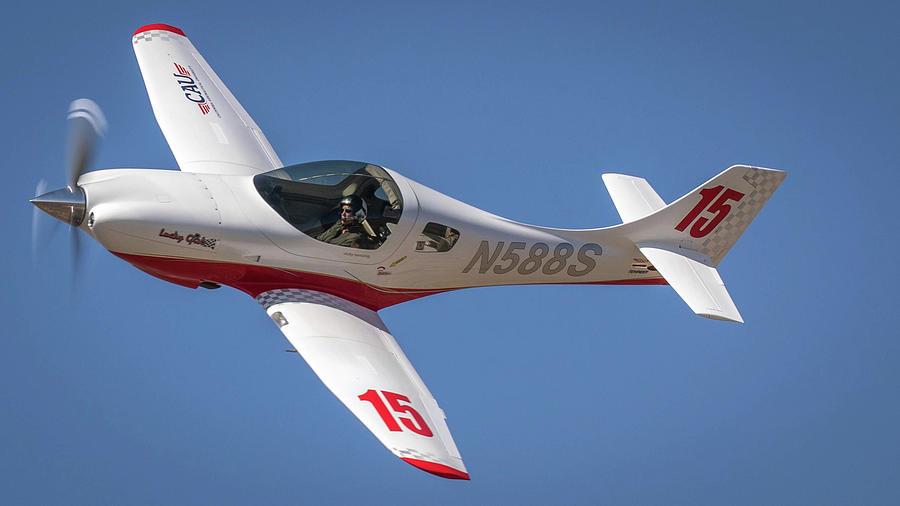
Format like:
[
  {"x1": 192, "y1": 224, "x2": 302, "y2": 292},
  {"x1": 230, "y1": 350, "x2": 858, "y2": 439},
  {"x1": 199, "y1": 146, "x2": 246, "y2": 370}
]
[
  {"x1": 698, "y1": 167, "x2": 784, "y2": 263},
  {"x1": 255, "y1": 288, "x2": 384, "y2": 328},
  {"x1": 133, "y1": 30, "x2": 175, "y2": 45},
  {"x1": 392, "y1": 447, "x2": 450, "y2": 466},
  {"x1": 256, "y1": 289, "x2": 354, "y2": 310}
]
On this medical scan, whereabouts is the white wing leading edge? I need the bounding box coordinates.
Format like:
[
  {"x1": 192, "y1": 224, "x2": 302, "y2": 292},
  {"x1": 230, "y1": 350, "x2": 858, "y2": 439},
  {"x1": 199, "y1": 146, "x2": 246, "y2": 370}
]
[
  {"x1": 256, "y1": 289, "x2": 469, "y2": 480},
  {"x1": 132, "y1": 24, "x2": 283, "y2": 176}
]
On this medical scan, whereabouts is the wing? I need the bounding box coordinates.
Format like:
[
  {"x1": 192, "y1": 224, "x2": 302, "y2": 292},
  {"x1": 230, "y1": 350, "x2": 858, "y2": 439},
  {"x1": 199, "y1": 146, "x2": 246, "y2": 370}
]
[
  {"x1": 256, "y1": 289, "x2": 470, "y2": 480},
  {"x1": 132, "y1": 24, "x2": 283, "y2": 176}
]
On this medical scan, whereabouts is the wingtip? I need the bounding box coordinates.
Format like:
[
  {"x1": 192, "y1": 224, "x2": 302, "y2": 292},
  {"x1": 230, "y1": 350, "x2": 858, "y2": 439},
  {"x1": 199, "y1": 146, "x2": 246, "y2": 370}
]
[
  {"x1": 699, "y1": 312, "x2": 744, "y2": 324},
  {"x1": 401, "y1": 458, "x2": 470, "y2": 480},
  {"x1": 134, "y1": 23, "x2": 185, "y2": 37}
]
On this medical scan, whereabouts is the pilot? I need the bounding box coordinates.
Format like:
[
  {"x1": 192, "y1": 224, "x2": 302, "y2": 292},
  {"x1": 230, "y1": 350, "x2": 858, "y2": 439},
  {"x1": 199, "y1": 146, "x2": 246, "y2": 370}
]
[{"x1": 317, "y1": 195, "x2": 380, "y2": 249}]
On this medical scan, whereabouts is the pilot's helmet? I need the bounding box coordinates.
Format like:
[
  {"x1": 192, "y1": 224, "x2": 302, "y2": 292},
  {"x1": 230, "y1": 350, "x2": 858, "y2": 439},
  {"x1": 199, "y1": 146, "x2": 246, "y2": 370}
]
[{"x1": 339, "y1": 194, "x2": 367, "y2": 222}]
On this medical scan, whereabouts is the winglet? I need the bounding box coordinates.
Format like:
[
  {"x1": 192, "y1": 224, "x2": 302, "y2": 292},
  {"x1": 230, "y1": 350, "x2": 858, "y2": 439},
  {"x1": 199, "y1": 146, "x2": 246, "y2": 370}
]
[
  {"x1": 402, "y1": 458, "x2": 471, "y2": 480},
  {"x1": 133, "y1": 24, "x2": 185, "y2": 37}
]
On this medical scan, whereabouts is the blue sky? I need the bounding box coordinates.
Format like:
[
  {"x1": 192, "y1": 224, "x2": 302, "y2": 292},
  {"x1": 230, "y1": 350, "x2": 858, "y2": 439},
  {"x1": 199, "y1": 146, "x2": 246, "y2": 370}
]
[{"x1": 2, "y1": 1, "x2": 899, "y2": 504}]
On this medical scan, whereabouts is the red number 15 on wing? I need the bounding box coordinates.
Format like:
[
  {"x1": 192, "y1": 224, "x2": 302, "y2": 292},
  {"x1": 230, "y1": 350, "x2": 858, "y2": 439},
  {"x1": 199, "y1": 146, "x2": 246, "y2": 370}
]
[
  {"x1": 675, "y1": 185, "x2": 745, "y2": 238},
  {"x1": 359, "y1": 389, "x2": 434, "y2": 437}
]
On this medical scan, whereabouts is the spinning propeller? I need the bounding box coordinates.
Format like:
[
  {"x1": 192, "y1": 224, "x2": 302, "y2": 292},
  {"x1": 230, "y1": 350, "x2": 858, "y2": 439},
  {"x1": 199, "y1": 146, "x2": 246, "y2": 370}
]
[{"x1": 30, "y1": 99, "x2": 107, "y2": 269}]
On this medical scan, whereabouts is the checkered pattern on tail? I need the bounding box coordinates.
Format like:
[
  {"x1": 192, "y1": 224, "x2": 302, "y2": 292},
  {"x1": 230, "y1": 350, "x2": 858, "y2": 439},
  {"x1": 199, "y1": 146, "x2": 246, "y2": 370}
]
[{"x1": 697, "y1": 167, "x2": 785, "y2": 264}]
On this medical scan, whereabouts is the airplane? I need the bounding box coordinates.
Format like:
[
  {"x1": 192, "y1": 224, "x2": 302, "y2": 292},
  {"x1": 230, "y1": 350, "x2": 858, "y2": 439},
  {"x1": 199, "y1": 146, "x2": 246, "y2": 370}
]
[{"x1": 31, "y1": 23, "x2": 786, "y2": 480}]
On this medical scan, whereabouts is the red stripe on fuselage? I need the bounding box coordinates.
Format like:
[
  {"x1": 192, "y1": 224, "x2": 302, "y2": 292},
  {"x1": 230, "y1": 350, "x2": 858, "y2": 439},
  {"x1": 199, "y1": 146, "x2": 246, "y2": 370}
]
[
  {"x1": 111, "y1": 252, "x2": 667, "y2": 310},
  {"x1": 111, "y1": 252, "x2": 447, "y2": 310}
]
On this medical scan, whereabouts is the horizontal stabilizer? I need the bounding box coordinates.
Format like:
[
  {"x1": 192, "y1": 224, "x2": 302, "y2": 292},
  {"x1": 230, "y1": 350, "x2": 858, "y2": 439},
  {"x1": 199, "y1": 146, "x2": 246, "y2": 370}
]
[
  {"x1": 636, "y1": 242, "x2": 743, "y2": 323},
  {"x1": 601, "y1": 173, "x2": 666, "y2": 223}
]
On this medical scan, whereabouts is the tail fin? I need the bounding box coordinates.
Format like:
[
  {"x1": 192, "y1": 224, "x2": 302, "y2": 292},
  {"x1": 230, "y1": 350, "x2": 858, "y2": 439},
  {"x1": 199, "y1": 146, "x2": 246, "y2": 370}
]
[
  {"x1": 603, "y1": 165, "x2": 786, "y2": 322},
  {"x1": 607, "y1": 166, "x2": 786, "y2": 266}
]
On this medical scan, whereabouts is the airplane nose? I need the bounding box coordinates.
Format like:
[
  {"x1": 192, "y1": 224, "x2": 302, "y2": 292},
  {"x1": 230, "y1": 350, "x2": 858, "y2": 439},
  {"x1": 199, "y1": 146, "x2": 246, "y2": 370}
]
[{"x1": 30, "y1": 186, "x2": 86, "y2": 226}]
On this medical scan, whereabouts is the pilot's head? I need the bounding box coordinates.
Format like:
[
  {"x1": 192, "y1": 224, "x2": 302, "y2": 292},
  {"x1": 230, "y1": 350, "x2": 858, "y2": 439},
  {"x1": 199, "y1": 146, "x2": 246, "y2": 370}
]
[{"x1": 339, "y1": 195, "x2": 367, "y2": 225}]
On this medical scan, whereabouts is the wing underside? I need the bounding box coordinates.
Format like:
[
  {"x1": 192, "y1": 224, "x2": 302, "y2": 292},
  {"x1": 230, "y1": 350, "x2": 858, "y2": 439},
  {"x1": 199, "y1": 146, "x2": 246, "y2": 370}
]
[
  {"x1": 132, "y1": 24, "x2": 283, "y2": 176},
  {"x1": 256, "y1": 289, "x2": 469, "y2": 480}
]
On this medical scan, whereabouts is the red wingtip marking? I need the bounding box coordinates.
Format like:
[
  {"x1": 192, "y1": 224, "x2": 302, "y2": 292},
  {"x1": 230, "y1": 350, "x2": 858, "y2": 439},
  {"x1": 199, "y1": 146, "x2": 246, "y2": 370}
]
[
  {"x1": 134, "y1": 24, "x2": 185, "y2": 37},
  {"x1": 401, "y1": 458, "x2": 470, "y2": 480}
]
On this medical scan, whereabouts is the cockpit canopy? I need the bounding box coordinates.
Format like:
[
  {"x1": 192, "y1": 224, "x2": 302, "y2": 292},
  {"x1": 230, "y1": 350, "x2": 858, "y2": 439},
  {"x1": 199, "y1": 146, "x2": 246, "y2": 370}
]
[{"x1": 254, "y1": 161, "x2": 403, "y2": 250}]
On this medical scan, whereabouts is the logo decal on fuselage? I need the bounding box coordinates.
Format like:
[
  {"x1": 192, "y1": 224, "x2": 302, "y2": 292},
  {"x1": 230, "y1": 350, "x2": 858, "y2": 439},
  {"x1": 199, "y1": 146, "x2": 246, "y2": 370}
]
[
  {"x1": 172, "y1": 63, "x2": 212, "y2": 115},
  {"x1": 159, "y1": 228, "x2": 217, "y2": 249}
]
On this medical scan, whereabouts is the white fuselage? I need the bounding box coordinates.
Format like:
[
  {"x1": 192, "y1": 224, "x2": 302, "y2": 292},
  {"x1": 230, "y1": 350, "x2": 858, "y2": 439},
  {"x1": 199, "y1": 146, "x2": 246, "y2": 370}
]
[{"x1": 78, "y1": 166, "x2": 661, "y2": 309}]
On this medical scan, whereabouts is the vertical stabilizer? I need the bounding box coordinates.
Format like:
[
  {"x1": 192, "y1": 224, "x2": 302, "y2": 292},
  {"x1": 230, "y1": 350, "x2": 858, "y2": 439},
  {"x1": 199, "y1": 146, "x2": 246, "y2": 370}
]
[
  {"x1": 602, "y1": 166, "x2": 785, "y2": 322},
  {"x1": 609, "y1": 166, "x2": 786, "y2": 266}
]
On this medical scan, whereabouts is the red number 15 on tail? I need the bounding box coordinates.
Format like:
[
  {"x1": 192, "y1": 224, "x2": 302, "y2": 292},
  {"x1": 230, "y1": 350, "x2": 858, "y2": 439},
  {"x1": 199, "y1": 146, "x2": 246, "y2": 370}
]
[{"x1": 675, "y1": 185, "x2": 745, "y2": 238}]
